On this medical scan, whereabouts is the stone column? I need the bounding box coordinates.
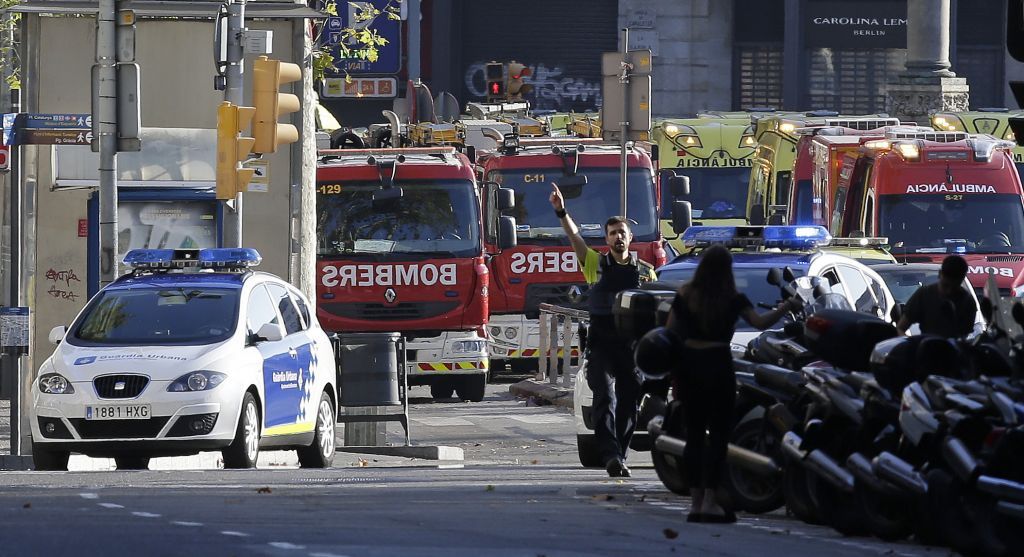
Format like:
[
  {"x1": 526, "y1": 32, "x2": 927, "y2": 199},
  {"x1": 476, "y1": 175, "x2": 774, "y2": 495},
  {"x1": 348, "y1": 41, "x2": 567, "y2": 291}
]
[{"x1": 886, "y1": 0, "x2": 969, "y2": 124}]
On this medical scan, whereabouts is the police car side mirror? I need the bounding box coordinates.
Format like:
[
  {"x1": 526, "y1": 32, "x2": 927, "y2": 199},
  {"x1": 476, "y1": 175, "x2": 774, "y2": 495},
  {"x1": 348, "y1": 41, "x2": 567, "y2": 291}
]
[
  {"x1": 48, "y1": 325, "x2": 67, "y2": 345},
  {"x1": 671, "y1": 200, "x2": 692, "y2": 234},
  {"x1": 497, "y1": 187, "x2": 515, "y2": 211},
  {"x1": 498, "y1": 216, "x2": 518, "y2": 250},
  {"x1": 256, "y1": 322, "x2": 286, "y2": 343}
]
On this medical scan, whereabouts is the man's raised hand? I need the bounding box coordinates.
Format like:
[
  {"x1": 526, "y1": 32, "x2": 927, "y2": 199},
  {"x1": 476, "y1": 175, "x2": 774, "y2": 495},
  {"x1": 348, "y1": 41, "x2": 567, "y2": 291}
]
[{"x1": 550, "y1": 182, "x2": 565, "y2": 212}]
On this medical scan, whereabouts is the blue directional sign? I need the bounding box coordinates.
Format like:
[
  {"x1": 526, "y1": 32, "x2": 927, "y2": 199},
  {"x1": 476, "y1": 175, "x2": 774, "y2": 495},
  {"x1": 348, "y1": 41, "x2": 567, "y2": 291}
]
[
  {"x1": 24, "y1": 113, "x2": 91, "y2": 129},
  {"x1": 2, "y1": 113, "x2": 93, "y2": 146},
  {"x1": 322, "y1": 0, "x2": 402, "y2": 76}
]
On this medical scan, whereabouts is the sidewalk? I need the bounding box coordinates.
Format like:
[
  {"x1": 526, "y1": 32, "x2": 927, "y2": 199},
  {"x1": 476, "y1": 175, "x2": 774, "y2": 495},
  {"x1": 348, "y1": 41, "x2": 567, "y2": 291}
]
[
  {"x1": 0, "y1": 399, "x2": 462, "y2": 471},
  {"x1": 508, "y1": 379, "x2": 574, "y2": 409}
]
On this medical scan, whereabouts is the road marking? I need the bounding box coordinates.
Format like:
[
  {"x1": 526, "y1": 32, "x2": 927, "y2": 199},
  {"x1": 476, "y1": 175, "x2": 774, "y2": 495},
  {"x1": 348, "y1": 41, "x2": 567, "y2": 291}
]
[
  {"x1": 97, "y1": 503, "x2": 124, "y2": 509},
  {"x1": 412, "y1": 417, "x2": 473, "y2": 427},
  {"x1": 79, "y1": 493, "x2": 99, "y2": 499},
  {"x1": 221, "y1": 531, "x2": 249, "y2": 537},
  {"x1": 268, "y1": 542, "x2": 305, "y2": 550},
  {"x1": 131, "y1": 511, "x2": 161, "y2": 518},
  {"x1": 172, "y1": 521, "x2": 203, "y2": 527}
]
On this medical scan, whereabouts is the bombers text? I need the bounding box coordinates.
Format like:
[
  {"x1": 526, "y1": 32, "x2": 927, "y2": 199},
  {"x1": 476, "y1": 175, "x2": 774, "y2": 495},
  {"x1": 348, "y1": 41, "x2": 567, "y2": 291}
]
[{"x1": 321, "y1": 263, "x2": 458, "y2": 287}]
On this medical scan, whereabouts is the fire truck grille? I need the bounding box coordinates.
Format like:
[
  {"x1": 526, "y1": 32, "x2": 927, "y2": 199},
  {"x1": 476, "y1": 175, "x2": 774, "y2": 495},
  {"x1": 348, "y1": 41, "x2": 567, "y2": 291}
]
[
  {"x1": 986, "y1": 256, "x2": 1024, "y2": 263},
  {"x1": 524, "y1": 283, "x2": 587, "y2": 318},
  {"x1": 824, "y1": 118, "x2": 900, "y2": 130},
  {"x1": 322, "y1": 301, "x2": 459, "y2": 321},
  {"x1": 94, "y1": 375, "x2": 149, "y2": 399}
]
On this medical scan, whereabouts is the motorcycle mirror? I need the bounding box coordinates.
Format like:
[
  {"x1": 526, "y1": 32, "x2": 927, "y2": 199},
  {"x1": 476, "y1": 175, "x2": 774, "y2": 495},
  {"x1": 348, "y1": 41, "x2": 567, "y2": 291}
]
[
  {"x1": 766, "y1": 268, "x2": 783, "y2": 286},
  {"x1": 782, "y1": 266, "x2": 796, "y2": 283},
  {"x1": 891, "y1": 303, "x2": 905, "y2": 323}
]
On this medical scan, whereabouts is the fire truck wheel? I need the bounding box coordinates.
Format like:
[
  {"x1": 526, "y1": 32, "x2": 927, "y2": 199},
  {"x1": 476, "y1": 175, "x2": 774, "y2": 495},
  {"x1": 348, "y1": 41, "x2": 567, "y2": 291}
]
[
  {"x1": 456, "y1": 375, "x2": 486, "y2": 402},
  {"x1": 510, "y1": 359, "x2": 539, "y2": 374},
  {"x1": 430, "y1": 380, "x2": 455, "y2": 400}
]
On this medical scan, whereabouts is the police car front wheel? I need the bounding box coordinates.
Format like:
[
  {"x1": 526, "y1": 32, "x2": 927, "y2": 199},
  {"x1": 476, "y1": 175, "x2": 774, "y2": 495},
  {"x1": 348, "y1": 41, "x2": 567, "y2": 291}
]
[{"x1": 223, "y1": 392, "x2": 260, "y2": 469}]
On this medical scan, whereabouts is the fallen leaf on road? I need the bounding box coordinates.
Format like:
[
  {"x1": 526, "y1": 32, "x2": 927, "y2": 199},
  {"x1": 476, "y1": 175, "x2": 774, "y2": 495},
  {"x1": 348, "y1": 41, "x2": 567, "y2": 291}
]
[
  {"x1": 357, "y1": 459, "x2": 369, "y2": 467},
  {"x1": 530, "y1": 459, "x2": 539, "y2": 465},
  {"x1": 663, "y1": 528, "x2": 678, "y2": 539},
  {"x1": 485, "y1": 485, "x2": 495, "y2": 492},
  {"x1": 592, "y1": 494, "x2": 615, "y2": 501},
  {"x1": 256, "y1": 487, "x2": 272, "y2": 494},
  {"x1": 22, "y1": 502, "x2": 30, "y2": 509}
]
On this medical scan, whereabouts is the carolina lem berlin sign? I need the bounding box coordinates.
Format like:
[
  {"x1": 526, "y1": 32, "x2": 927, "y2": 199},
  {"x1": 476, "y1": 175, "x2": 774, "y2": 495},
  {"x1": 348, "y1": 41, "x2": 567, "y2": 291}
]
[{"x1": 805, "y1": 1, "x2": 908, "y2": 49}]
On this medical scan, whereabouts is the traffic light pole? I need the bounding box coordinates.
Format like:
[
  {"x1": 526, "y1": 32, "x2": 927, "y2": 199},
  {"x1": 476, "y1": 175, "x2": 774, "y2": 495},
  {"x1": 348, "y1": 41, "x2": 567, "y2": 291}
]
[
  {"x1": 619, "y1": 27, "x2": 629, "y2": 218},
  {"x1": 97, "y1": 0, "x2": 119, "y2": 285},
  {"x1": 223, "y1": 0, "x2": 245, "y2": 247}
]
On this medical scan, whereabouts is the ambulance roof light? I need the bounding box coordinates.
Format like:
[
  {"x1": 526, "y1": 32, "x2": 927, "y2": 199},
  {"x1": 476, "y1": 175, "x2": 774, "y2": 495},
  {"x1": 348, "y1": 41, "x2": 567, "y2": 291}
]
[
  {"x1": 895, "y1": 142, "x2": 920, "y2": 160},
  {"x1": 967, "y1": 137, "x2": 1016, "y2": 162},
  {"x1": 123, "y1": 248, "x2": 262, "y2": 270},
  {"x1": 681, "y1": 225, "x2": 831, "y2": 250},
  {"x1": 885, "y1": 129, "x2": 969, "y2": 142},
  {"x1": 863, "y1": 139, "x2": 891, "y2": 150},
  {"x1": 825, "y1": 117, "x2": 900, "y2": 130}
]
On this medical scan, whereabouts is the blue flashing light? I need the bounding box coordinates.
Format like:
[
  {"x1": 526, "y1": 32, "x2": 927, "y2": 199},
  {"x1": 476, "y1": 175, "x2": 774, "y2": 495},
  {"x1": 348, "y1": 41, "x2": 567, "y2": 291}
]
[
  {"x1": 123, "y1": 248, "x2": 262, "y2": 270},
  {"x1": 681, "y1": 225, "x2": 831, "y2": 250}
]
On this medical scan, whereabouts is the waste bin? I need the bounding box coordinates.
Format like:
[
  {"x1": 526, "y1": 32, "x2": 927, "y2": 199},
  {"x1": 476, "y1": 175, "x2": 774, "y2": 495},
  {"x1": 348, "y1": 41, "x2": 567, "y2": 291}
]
[{"x1": 335, "y1": 332, "x2": 402, "y2": 407}]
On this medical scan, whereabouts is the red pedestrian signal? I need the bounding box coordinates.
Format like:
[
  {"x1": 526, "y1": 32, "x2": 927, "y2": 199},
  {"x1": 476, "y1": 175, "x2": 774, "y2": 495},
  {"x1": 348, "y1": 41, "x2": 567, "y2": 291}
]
[{"x1": 485, "y1": 61, "x2": 505, "y2": 102}]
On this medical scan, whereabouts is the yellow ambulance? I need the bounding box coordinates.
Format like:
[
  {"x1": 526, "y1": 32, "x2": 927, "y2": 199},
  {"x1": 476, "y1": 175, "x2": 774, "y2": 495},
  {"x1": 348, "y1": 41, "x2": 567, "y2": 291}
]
[{"x1": 930, "y1": 109, "x2": 1024, "y2": 174}]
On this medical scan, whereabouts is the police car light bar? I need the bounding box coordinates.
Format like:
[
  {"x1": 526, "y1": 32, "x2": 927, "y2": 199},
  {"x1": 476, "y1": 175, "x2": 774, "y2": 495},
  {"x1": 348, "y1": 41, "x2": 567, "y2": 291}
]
[
  {"x1": 830, "y1": 237, "x2": 889, "y2": 248},
  {"x1": 123, "y1": 248, "x2": 262, "y2": 270},
  {"x1": 682, "y1": 226, "x2": 832, "y2": 250}
]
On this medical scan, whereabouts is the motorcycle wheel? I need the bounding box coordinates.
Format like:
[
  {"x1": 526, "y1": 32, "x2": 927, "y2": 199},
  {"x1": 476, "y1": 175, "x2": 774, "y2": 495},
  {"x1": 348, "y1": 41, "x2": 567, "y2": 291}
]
[
  {"x1": 853, "y1": 479, "x2": 913, "y2": 541},
  {"x1": 651, "y1": 445, "x2": 689, "y2": 496},
  {"x1": 782, "y1": 464, "x2": 824, "y2": 525},
  {"x1": 719, "y1": 417, "x2": 784, "y2": 514},
  {"x1": 810, "y1": 474, "x2": 868, "y2": 537}
]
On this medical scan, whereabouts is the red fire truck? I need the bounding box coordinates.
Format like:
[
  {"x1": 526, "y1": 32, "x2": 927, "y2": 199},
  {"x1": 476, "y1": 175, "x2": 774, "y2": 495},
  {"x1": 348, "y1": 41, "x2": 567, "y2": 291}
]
[
  {"x1": 476, "y1": 135, "x2": 683, "y2": 372},
  {"x1": 832, "y1": 130, "x2": 1024, "y2": 293},
  {"x1": 315, "y1": 147, "x2": 517, "y2": 401}
]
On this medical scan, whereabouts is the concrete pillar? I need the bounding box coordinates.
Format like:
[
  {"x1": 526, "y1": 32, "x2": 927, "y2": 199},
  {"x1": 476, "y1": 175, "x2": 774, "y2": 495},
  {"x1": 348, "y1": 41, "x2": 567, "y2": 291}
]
[
  {"x1": 886, "y1": 0, "x2": 968, "y2": 124},
  {"x1": 904, "y1": 0, "x2": 954, "y2": 77}
]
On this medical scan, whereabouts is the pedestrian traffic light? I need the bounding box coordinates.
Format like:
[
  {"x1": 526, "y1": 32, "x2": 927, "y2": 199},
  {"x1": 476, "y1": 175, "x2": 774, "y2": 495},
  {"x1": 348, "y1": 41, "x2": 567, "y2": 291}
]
[
  {"x1": 252, "y1": 55, "x2": 301, "y2": 154},
  {"x1": 485, "y1": 62, "x2": 505, "y2": 102},
  {"x1": 216, "y1": 101, "x2": 256, "y2": 200},
  {"x1": 507, "y1": 61, "x2": 533, "y2": 99}
]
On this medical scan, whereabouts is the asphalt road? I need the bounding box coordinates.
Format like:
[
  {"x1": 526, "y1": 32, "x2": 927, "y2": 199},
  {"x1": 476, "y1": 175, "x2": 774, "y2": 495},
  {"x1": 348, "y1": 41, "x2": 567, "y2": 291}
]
[{"x1": 0, "y1": 379, "x2": 946, "y2": 556}]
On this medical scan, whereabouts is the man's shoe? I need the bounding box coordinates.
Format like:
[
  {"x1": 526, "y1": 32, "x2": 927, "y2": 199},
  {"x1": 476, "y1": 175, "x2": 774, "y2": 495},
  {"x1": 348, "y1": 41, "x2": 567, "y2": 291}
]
[
  {"x1": 605, "y1": 458, "x2": 626, "y2": 478},
  {"x1": 619, "y1": 461, "x2": 631, "y2": 477}
]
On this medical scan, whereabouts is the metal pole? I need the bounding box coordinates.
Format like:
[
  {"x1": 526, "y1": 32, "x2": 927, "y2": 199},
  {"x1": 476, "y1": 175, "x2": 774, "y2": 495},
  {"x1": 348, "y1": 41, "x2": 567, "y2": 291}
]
[
  {"x1": 537, "y1": 312, "x2": 549, "y2": 381},
  {"x1": 547, "y1": 315, "x2": 559, "y2": 385},
  {"x1": 223, "y1": 0, "x2": 245, "y2": 247},
  {"x1": 97, "y1": 0, "x2": 119, "y2": 285},
  {"x1": 407, "y1": 0, "x2": 421, "y2": 82},
  {"x1": 7, "y1": 88, "x2": 20, "y2": 455},
  {"x1": 619, "y1": 27, "x2": 629, "y2": 218},
  {"x1": 561, "y1": 316, "x2": 572, "y2": 387}
]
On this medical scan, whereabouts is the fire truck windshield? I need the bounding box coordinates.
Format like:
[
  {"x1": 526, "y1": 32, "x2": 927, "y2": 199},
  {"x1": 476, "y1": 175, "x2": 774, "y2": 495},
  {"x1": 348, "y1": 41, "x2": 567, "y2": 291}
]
[
  {"x1": 491, "y1": 168, "x2": 658, "y2": 242},
  {"x1": 316, "y1": 180, "x2": 481, "y2": 257},
  {"x1": 659, "y1": 167, "x2": 750, "y2": 219},
  {"x1": 879, "y1": 193, "x2": 1024, "y2": 254}
]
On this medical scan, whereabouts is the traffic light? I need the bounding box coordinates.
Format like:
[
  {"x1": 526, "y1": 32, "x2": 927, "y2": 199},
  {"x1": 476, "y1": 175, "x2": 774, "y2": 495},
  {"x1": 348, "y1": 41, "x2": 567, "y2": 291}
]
[
  {"x1": 485, "y1": 62, "x2": 505, "y2": 101},
  {"x1": 507, "y1": 61, "x2": 533, "y2": 99},
  {"x1": 252, "y1": 55, "x2": 301, "y2": 154},
  {"x1": 216, "y1": 101, "x2": 256, "y2": 200}
]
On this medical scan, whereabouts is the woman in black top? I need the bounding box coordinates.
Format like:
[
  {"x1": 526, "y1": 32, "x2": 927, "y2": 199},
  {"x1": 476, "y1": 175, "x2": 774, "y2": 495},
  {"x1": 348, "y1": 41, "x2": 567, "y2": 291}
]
[{"x1": 666, "y1": 245, "x2": 800, "y2": 523}]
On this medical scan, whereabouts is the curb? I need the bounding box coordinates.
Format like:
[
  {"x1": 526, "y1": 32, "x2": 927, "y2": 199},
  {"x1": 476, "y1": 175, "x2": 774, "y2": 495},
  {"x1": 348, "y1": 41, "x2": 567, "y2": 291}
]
[{"x1": 509, "y1": 379, "x2": 574, "y2": 409}]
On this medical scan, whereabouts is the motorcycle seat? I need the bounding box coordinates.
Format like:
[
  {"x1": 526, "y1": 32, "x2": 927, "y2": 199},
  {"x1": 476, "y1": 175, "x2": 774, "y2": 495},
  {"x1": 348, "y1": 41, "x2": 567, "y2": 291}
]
[{"x1": 754, "y1": 364, "x2": 806, "y2": 393}]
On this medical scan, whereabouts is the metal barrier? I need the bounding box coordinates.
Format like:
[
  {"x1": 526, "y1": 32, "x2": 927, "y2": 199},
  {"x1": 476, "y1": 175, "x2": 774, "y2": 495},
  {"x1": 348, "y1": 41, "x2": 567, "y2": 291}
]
[{"x1": 537, "y1": 303, "x2": 588, "y2": 387}]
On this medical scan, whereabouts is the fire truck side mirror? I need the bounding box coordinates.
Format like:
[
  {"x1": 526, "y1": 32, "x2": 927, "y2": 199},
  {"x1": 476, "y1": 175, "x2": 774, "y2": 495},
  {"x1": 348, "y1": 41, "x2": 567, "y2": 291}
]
[
  {"x1": 498, "y1": 216, "x2": 518, "y2": 250},
  {"x1": 660, "y1": 170, "x2": 689, "y2": 198},
  {"x1": 671, "y1": 200, "x2": 692, "y2": 234},
  {"x1": 497, "y1": 187, "x2": 516, "y2": 211}
]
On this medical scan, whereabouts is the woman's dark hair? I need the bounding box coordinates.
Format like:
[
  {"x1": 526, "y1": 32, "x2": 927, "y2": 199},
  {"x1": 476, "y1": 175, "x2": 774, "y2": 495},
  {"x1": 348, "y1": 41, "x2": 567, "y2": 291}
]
[{"x1": 680, "y1": 245, "x2": 738, "y2": 334}]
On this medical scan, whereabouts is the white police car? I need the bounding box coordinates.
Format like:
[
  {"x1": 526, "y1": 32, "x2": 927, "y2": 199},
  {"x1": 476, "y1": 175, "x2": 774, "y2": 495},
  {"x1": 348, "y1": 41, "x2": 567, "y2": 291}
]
[{"x1": 30, "y1": 248, "x2": 337, "y2": 471}]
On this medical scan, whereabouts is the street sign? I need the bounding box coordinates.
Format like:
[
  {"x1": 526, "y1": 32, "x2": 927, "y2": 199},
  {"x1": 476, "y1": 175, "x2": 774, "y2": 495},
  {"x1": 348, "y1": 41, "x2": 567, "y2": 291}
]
[
  {"x1": 0, "y1": 145, "x2": 9, "y2": 170},
  {"x1": 22, "y1": 128, "x2": 93, "y2": 145},
  {"x1": 322, "y1": 0, "x2": 402, "y2": 76},
  {"x1": 600, "y1": 50, "x2": 653, "y2": 142},
  {"x1": 23, "y1": 113, "x2": 91, "y2": 129},
  {"x1": 321, "y1": 77, "x2": 398, "y2": 98}
]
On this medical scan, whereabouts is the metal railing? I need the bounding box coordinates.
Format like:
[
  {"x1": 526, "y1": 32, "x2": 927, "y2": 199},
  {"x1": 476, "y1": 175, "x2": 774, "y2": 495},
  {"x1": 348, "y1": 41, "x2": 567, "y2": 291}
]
[{"x1": 536, "y1": 303, "x2": 588, "y2": 387}]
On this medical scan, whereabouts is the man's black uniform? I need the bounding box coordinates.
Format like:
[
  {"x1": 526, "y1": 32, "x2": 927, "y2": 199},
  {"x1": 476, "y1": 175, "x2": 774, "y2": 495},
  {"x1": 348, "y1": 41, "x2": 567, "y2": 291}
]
[
  {"x1": 583, "y1": 249, "x2": 656, "y2": 471},
  {"x1": 904, "y1": 282, "x2": 977, "y2": 338}
]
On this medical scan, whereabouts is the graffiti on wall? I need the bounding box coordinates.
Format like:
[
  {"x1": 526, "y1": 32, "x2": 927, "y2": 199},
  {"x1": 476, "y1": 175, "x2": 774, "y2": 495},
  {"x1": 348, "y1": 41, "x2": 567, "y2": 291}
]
[
  {"x1": 464, "y1": 61, "x2": 602, "y2": 112},
  {"x1": 45, "y1": 267, "x2": 81, "y2": 302}
]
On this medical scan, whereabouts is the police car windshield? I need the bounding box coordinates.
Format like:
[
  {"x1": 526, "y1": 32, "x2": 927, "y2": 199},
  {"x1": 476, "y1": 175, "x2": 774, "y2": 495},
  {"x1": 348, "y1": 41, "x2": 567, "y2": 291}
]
[
  {"x1": 656, "y1": 265, "x2": 804, "y2": 330},
  {"x1": 660, "y1": 167, "x2": 750, "y2": 220},
  {"x1": 316, "y1": 180, "x2": 481, "y2": 258},
  {"x1": 878, "y1": 194, "x2": 1024, "y2": 254},
  {"x1": 874, "y1": 267, "x2": 940, "y2": 305},
  {"x1": 68, "y1": 287, "x2": 240, "y2": 346},
  {"x1": 491, "y1": 168, "x2": 658, "y2": 242}
]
